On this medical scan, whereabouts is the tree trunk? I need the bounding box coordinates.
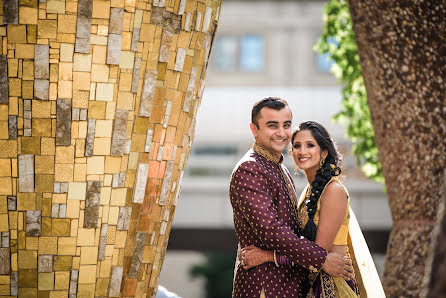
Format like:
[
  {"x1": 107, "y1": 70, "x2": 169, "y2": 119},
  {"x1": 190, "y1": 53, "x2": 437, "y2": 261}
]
[
  {"x1": 0, "y1": 0, "x2": 221, "y2": 296},
  {"x1": 347, "y1": 0, "x2": 445, "y2": 296},
  {"x1": 423, "y1": 175, "x2": 446, "y2": 296}
]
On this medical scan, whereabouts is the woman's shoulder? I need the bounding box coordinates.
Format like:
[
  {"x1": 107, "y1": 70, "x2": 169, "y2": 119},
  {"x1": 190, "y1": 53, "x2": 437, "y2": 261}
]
[{"x1": 320, "y1": 179, "x2": 349, "y2": 204}]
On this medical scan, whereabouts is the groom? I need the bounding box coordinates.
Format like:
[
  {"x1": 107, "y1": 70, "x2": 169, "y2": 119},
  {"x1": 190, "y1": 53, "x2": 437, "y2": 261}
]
[{"x1": 230, "y1": 97, "x2": 352, "y2": 297}]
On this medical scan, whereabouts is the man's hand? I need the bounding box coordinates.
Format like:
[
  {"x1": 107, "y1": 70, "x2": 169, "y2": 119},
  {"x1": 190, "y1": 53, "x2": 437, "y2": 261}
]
[{"x1": 321, "y1": 252, "x2": 354, "y2": 280}]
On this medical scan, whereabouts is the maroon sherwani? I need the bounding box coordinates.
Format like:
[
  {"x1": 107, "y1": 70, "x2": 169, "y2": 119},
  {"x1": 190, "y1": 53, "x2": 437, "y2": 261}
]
[{"x1": 230, "y1": 143, "x2": 327, "y2": 297}]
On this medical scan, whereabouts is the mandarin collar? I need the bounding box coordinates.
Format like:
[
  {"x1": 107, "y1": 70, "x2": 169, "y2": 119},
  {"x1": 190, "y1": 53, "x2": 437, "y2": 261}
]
[{"x1": 253, "y1": 142, "x2": 283, "y2": 165}]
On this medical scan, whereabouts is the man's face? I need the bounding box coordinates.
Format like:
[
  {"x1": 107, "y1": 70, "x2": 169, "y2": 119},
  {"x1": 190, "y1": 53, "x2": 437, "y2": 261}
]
[{"x1": 250, "y1": 107, "x2": 292, "y2": 157}]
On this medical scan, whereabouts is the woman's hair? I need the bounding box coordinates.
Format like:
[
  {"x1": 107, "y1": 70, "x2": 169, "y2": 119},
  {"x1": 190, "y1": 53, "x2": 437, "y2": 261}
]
[{"x1": 291, "y1": 121, "x2": 342, "y2": 242}]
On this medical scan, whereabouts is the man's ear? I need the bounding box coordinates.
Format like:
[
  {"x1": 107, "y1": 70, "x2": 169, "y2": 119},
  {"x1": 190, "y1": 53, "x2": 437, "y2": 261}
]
[{"x1": 249, "y1": 123, "x2": 258, "y2": 138}]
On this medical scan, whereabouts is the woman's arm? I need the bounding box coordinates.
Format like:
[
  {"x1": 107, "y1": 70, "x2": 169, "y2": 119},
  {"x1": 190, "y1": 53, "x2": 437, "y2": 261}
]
[
  {"x1": 240, "y1": 245, "x2": 274, "y2": 270},
  {"x1": 241, "y1": 182, "x2": 348, "y2": 269},
  {"x1": 315, "y1": 181, "x2": 348, "y2": 251}
]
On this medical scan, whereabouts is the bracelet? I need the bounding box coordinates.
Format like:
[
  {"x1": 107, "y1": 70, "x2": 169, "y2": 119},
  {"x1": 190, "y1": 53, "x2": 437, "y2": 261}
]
[{"x1": 273, "y1": 250, "x2": 279, "y2": 267}]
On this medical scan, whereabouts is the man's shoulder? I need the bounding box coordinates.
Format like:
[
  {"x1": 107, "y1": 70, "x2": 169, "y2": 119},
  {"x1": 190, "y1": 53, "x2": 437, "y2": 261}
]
[{"x1": 231, "y1": 149, "x2": 262, "y2": 176}]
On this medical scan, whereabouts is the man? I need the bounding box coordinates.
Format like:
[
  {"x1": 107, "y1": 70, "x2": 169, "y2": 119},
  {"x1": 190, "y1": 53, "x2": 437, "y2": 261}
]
[{"x1": 230, "y1": 97, "x2": 352, "y2": 297}]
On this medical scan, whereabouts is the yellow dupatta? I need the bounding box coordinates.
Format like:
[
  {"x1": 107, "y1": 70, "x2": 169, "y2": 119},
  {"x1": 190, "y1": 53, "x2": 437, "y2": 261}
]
[{"x1": 297, "y1": 185, "x2": 386, "y2": 298}]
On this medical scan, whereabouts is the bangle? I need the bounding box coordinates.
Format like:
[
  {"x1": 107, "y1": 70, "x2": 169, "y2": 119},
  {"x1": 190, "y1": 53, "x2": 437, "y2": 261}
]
[{"x1": 273, "y1": 250, "x2": 279, "y2": 267}]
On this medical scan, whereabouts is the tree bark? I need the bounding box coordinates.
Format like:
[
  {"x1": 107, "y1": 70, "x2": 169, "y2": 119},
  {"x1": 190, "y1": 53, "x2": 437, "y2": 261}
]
[
  {"x1": 347, "y1": 0, "x2": 445, "y2": 296},
  {"x1": 423, "y1": 174, "x2": 446, "y2": 296},
  {"x1": 1, "y1": 0, "x2": 222, "y2": 296}
]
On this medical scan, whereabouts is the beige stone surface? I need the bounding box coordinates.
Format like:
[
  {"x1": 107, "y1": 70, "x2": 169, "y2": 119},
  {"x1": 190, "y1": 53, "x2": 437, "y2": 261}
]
[
  {"x1": 110, "y1": 188, "x2": 127, "y2": 206},
  {"x1": 94, "y1": 120, "x2": 113, "y2": 137},
  {"x1": 73, "y1": 54, "x2": 92, "y2": 72},
  {"x1": 67, "y1": 182, "x2": 87, "y2": 200},
  {"x1": 80, "y1": 247, "x2": 99, "y2": 264},
  {"x1": 73, "y1": 72, "x2": 91, "y2": 91},
  {"x1": 77, "y1": 228, "x2": 95, "y2": 247},
  {"x1": 92, "y1": 45, "x2": 107, "y2": 64},
  {"x1": 95, "y1": 83, "x2": 114, "y2": 101},
  {"x1": 60, "y1": 43, "x2": 74, "y2": 62},
  {"x1": 92, "y1": 0, "x2": 111, "y2": 19},
  {"x1": 91, "y1": 64, "x2": 109, "y2": 82},
  {"x1": 87, "y1": 156, "x2": 105, "y2": 175},
  {"x1": 93, "y1": 138, "x2": 111, "y2": 155}
]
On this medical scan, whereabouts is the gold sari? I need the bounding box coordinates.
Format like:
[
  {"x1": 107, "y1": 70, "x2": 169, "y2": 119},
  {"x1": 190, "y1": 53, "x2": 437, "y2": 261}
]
[{"x1": 297, "y1": 184, "x2": 385, "y2": 298}]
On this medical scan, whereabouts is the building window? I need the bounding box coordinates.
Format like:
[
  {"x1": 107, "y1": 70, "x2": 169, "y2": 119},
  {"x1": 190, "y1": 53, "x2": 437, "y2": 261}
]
[
  {"x1": 240, "y1": 35, "x2": 265, "y2": 72},
  {"x1": 211, "y1": 34, "x2": 265, "y2": 73},
  {"x1": 213, "y1": 36, "x2": 238, "y2": 71}
]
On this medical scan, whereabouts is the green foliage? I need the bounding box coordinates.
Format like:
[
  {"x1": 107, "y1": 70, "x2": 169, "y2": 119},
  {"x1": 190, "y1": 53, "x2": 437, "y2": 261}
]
[
  {"x1": 190, "y1": 252, "x2": 236, "y2": 298},
  {"x1": 314, "y1": 0, "x2": 384, "y2": 183}
]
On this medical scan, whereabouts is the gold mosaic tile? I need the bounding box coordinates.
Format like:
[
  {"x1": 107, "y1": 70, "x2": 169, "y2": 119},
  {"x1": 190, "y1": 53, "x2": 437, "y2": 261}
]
[
  {"x1": 52, "y1": 218, "x2": 71, "y2": 236},
  {"x1": 57, "y1": 237, "x2": 77, "y2": 255},
  {"x1": 17, "y1": 192, "x2": 36, "y2": 210},
  {"x1": 72, "y1": 72, "x2": 91, "y2": 91},
  {"x1": 77, "y1": 283, "x2": 96, "y2": 297},
  {"x1": 54, "y1": 164, "x2": 74, "y2": 182},
  {"x1": 57, "y1": 80, "x2": 73, "y2": 98},
  {"x1": 26, "y1": 236, "x2": 39, "y2": 250},
  {"x1": 32, "y1": 118, "x2": 52, "y2": 136},
  {"x1": 49, "y1": 290, "x2": 69, "y2": 298},
  {"x1": 55, "y1": 146, "x2": 75, "y2": 164},
  {"x1": 38, "y1": 272, "x2": 54, "y2": 290},
  {"x1": 78, "y1": 265, "x2": 97, "y2": 284},
  {"x1": 58, "y1": 15, "x2": 77, "y2": 34},
  {"x1": 88, "y1": 101, "x2": 106, "y2": 119},
  {"x1": 0, "y1": 159, "x2": 11, "y2": 176},
  {"x1": 54, "y1": 271, "x2": 70, "y2": 290},
  {"x1": 80, "y1": 247, "x2": 99, "y2": 265},
  {"x1": 39, "y1": 237, "x2": 58, "y2": 255},
  {"x1": 92, "y1": 0, "x2": 111, "y2": 19},
  {"x1": 77, "y1": 228, "x2": 95, "y2": 246},
  {"x1": 73, "y1": 163, "x2": 87, "y2": 182},
  {"x1": 53, "y1": 256, "x2": 72, "y2": 271},
  {"x1": 35, "y1": 155, "x2": 55, "y2": 174},
  {"x1": 95, "y1": 278, "x2": 109, "y2": 296},
  {"x1": 0, "y1": 214, "x2": 9, "y2": 231}
]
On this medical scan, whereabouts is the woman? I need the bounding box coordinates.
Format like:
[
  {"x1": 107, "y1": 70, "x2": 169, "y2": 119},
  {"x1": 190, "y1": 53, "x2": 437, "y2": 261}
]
[{"x1": 240, "y1": 121, "x2": 358, "y2": 297}]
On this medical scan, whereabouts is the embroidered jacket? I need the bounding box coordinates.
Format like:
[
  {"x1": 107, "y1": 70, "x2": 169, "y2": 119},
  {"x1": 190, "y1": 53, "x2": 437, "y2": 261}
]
[{"x1": 230, "y1": 144, "x2": 327, "y2": 297}]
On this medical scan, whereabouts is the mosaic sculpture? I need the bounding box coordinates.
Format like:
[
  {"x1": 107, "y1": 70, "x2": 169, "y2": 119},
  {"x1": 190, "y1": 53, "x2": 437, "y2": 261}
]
[{"x1": 0, "y1": 0, "x2": 222, "y2": 296}]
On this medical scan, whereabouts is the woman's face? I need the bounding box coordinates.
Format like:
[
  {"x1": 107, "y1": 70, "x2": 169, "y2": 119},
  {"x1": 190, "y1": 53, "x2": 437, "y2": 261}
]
[{"x1": 292, "y1": 130, "x2": 327, "y2": 172}]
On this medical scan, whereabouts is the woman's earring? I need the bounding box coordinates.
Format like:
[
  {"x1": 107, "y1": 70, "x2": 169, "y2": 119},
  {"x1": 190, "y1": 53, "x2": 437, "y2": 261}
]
[
  {"x1": 319, "y1": 157, "x2": 325, "y2": 168},
  {"x1": 294, "y1": 164, "x2": 299, "y2": 176}
]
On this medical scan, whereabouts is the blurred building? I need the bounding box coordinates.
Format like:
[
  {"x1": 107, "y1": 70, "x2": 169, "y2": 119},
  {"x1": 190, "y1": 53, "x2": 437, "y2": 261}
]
[{"x1": 160, "y1": 1, "x2": 392, "y2": 297}]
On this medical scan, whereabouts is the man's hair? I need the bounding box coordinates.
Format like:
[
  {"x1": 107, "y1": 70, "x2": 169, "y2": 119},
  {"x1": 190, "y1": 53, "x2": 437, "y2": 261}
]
[{"x1": 251, "y1": 97, "x2": 289, "y2": 128}]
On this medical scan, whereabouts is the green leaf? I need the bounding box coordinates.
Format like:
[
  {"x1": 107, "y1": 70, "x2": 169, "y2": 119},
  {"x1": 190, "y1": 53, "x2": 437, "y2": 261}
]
[{"x1": 314, "y1": 0, "x2": 384, "y2": 183}]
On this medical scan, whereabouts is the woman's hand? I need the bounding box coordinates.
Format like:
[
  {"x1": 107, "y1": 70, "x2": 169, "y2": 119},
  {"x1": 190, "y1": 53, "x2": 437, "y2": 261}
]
[{"x1": 240, "y1": 245, "x2": 274, "y2": 270}]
